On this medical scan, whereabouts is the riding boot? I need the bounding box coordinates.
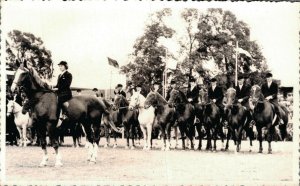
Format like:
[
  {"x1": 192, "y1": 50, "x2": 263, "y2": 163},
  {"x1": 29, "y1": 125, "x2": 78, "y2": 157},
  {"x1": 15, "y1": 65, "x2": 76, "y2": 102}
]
[{"x1": 274, "y1": 104, "x2": 283, "y2": 125}]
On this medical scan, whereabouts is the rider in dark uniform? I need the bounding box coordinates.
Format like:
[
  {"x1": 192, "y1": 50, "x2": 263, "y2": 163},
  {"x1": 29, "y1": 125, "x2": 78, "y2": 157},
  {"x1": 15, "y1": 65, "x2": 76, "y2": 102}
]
[
  {"x1": 114, "y1": 84, "x2": 126, "y2": 98},
  {"x1": 261, "y1": 72, "x2": 283, "y2": 124},
  {"x1": 54, "y1": 61, "x2": 73, "y2": 120},
  {"x1": 166, "y1": 80, "x2": 177, "y2": 101},
  {"x1": 187, "y1": 77, "x2": 200, "y2": 104},
  {"x1": 151, "y1": 81, "x2": 163, "y2": 95},
  {"x1": 208, "y1": 77, "x2": 225, "y2": 120},
  {"x1": 235, "y1": 74, "x2": 251, "y2": 108}
]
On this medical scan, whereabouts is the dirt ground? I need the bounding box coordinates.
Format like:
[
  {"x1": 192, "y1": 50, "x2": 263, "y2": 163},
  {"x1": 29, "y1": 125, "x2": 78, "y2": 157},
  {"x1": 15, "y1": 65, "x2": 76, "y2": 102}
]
[{"x1": 4, "y1": 137, "x2": 295, "y2": 184}]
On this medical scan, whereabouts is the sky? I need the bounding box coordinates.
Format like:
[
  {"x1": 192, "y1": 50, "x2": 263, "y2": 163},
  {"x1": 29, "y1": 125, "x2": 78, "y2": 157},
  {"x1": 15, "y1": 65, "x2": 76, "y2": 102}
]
[{"x1": 2, "y1": 1, "x2": 299, "y2": 88}]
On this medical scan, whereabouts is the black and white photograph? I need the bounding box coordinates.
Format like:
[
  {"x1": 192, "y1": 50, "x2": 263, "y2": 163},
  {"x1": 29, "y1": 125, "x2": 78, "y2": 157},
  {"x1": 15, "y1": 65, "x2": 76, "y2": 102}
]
[{"x1": 1, "y1": 1, "x2": 299, "y2": 185}]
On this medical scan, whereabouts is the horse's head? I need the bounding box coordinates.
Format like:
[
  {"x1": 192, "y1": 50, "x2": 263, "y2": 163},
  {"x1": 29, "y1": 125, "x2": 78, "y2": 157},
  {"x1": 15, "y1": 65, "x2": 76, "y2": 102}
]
[
  {"x1": 168, "y1": 89, "x2": 186, "y2": 107},
  {"x1": 199, "y1": 89, "x2": 209, "y2": 105},
  {"x1": 249, "y1": 85, "x2": 262, "y2": 107},
  {"x1": 11, "y1": 67, "x2": 30, "y2": 93},
  {"x1": 6, "y1": 97, "x2": 21, "y2": 117},
  {"x1": 144, "y1": 92, "x2": 157, "y2": 109},
  {"x1": 223, "y1": 88, "x2": 236, "y2": 109},
  {"x1": 113, "y1": 94, "x2": 128, "y2": 110},
  {"x1": 129, "y1": 92, "x2": 145, "y2": 110}
]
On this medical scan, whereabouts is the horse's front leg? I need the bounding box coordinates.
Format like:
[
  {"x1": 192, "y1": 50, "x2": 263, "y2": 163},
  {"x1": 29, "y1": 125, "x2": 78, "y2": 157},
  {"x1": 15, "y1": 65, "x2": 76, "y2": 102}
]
[
  {"x1": 124, "y1": 123, "x2": 130, "y2": 149},
  {"x1": 38, "y1": 126, "x2": 48, "y2": 167},
  {"x1": 103, "y1": 125, "x2": 110, "y2": 148},
  {"x1": 140, "y1": 125, "x2": 147, "y2": 150},
  {"x1": 195, "y1": 123, "x2": 202, "y2": 150},
  {"x1": 257, "y1": 126, "x2": 263, "y2": 153},
  {"x1": 160, "y1": 125, "x2": 166, "y2": 151},
  {"x1": 113, "y1": 131, "x2": 118, "y2": 148},
  {"x1": 146, "y1": 124, "x2": 153, "y2": 150},
  {"x1": 178, "y1": 124, "x2": 186, "y2": 150},
  {"x1": 166, "y1": 123, "x2": 172, "y2": 151},
  {"x1": 267, "y1": 124, "x2": 274, "y2": 154},
  {"x1": 16, "y1": 127, "x2": 22, "y2": 147},
  {"x1": 22, "y1": 125, "x2": 29, "y2": 147},
  {"x1": 174, "y1": 126, "x2": 179, "y2": 149}
]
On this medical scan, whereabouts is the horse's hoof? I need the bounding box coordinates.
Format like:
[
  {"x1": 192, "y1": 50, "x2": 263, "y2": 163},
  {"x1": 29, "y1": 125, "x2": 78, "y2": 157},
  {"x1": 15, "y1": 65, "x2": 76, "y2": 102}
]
[
  {"x1": 258, "y1": 150, "x2": 263, "y2": 153},
  {"x1": 113, "y1": 144, "x2": 117, "y2": 149},
  {"x1": 268, "y1": 150, "x2": 272, "y2": 154},
  {"x1": 89, "y1": 161, "x2": 96, "y2": 165},
  {"x1": 55, "y1": 162, "x2": 63, "y2": 167},
  {"x1": 130, "y1": 146, "x2": 135, "y2": 150},
  {"x1": 103, "y1": 144, "x2": 108, "y2": 148}
]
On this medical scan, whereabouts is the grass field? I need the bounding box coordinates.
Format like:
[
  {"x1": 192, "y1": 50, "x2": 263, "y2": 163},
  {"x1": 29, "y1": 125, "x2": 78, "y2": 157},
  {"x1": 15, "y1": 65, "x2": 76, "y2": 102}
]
[{"x1": 4, "y1": 137, "x2": 295, "y2": 184}]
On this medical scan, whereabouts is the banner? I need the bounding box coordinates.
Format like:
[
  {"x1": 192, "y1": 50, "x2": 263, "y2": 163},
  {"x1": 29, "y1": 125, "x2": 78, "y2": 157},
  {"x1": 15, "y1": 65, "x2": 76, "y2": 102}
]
[{"x1": 107, "y1": 57, "x2": 119, "y2": 68}]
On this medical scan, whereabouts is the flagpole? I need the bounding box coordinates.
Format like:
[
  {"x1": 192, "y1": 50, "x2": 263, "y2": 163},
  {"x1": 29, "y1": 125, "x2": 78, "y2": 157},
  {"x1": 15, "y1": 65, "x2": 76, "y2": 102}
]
[
  {"x1": 235, "y1": 41, "x2": 239, "y2": 87},
  {"x1": 163, "y1": 48, "x2": 168, "y2": 98}
]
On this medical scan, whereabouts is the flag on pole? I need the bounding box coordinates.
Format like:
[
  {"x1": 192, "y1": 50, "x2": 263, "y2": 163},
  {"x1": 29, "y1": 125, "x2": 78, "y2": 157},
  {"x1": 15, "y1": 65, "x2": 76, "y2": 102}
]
[
  {"x1": 107, "y1": 57, "x2": 119, "y2": 68},
  {"x1": 235, "y1": 47, "x2": 252, "y2": 58}
]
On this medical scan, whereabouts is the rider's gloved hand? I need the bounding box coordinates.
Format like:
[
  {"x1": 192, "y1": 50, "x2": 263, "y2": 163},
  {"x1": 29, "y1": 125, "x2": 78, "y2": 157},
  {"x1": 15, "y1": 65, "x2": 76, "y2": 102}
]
[
  {"x1": 238, "y1": 99, "x2": 243, "y2": 103},
  {"x1": 188, "y1": 98, "x2": 193, "y2": 102},
  {"x1": 266, "y1": 96, "x2": 272, "y2": 100},
  {"x1": 213, "y1": 99, "x2": 216, "y2": 103}
]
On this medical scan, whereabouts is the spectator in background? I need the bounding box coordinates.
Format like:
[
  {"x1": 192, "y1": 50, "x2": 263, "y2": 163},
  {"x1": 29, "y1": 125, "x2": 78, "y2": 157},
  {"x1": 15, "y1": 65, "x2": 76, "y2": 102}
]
[
  {"x1": 114, "y1": 84, "x2": 126, "y2": 98},
  {"x1": 93, "y1": 88, "x2": 99, "y2": 97},
  {"x1": 77, "y1": 89, "x2": 82, "y2": 96}
]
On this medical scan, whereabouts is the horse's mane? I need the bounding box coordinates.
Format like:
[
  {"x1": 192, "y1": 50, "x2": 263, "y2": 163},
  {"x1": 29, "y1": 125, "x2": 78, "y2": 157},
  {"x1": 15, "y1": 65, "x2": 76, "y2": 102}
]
[
  {"x1": 178, "y1": 90, "x2": 188, "y2": 103},
  {"x1": 28, "y1": 68, "x2": 51, "y2": 91},
  {"x1": 227, "y1": 87, "x2": 236, "y2": 93},
  {"x1": 153, "y1": 92, "x2": 168, "y2": 105}
]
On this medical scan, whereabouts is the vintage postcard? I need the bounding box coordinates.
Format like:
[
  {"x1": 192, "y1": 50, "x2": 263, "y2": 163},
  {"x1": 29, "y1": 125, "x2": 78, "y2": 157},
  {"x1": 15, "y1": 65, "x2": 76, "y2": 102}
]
[{"x1": 1, "y1": 1, "x2": 299, "y2": 185}]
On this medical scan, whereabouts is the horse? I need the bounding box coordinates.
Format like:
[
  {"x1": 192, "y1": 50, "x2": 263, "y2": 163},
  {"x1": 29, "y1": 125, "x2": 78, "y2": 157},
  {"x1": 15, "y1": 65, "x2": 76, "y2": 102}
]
[
  {"x1": 11, "y1": 66, "x2": 121, "y2": 166},
  {"x1": 198, "y1": 89, "x2": 224, "y2": 151},
  {"x1": 6, "y1": 99, "x2": 33, "y2": 147},
  {"x1": 144, "y1": 92, "x2": 176, "y2": 151},
  {"x1": 111, "y1": 94, "x2": 140, "y2": 149},
  {"x1": 102, "y1": 96, "x2": 127, "y2": 148},
  {"x1": 129, "y1": 92, "x2": 155, "y2": 150},
  {"x1": 223, "y1": 88, "x2": 254, "y2": 152},
  {"x1": 167, "y1": 89, "x2": 196, "y2": 150},
  {"x1": 249, "y1": 85, "x2": 289, "y2": 153}
]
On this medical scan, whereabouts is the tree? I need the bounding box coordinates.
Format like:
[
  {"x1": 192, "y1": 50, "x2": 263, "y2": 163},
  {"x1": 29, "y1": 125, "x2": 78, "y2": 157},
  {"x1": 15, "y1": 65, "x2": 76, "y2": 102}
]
[
  {"x1": 6, "y1": 30, "x2": 53, "y2": 79},
  {"x1": 195, "y1": 8, "x2": 266, "y2": 88},
  {"x1": 120, "y1": 9, "x2": 175, "y2": 94},
  {"x1": 177, "y1": 8, "x2": 201, "y2": 88}
]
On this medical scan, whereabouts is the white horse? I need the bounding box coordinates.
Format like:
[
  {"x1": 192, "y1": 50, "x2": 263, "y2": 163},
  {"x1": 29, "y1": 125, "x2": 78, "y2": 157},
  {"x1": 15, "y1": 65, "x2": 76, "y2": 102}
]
[
  {"x1": 129, "y1": 92, "x2": 155, "y2": 150},
  {"x1": 6, "y1": 99, "x2": 33, "y2": 147}
]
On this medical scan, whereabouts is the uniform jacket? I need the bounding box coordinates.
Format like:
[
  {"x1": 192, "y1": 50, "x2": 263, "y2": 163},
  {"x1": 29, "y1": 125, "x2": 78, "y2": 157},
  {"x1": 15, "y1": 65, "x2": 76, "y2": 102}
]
[
  {"x1": 55, "y1": 71, "x2": 72, "y2": 98},
  {"x1": 261, "y1": 81, "x2": 278, "y2": 102},
  {"x1": 235, "y1": 83, "x2": 251, "y2": 105},
  {"x1": 187, "y1": 85, "x2": 200, "y2": 104},
  {"x1": 208, "y1": 85, "x2": 224, "y2": 106},
  {"x1": 114, "y1": 90, "x2": 126, "y2": 98}
]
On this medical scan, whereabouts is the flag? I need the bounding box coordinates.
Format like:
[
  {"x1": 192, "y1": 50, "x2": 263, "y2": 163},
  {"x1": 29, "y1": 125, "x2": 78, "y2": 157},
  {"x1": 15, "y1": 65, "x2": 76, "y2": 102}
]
[
  {"x1": 107, "y1": 57, "x2": 119, "y2": 68},
  {"x1": 166, "y1": 58, "x2": 178, "y2": 70},
  {"x1": 235, "y1": 47, "x2": 252, "y2": 58}
]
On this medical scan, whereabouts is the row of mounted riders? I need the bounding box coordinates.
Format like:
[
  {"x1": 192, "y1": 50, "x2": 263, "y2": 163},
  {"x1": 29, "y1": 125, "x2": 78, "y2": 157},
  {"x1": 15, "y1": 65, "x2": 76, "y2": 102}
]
[
  {"x1": 6, "y1": 66, "x2": 292, "y2": 167},
  {"x1": 7, "y1": 85, "x2": 290, "y2": 154}
]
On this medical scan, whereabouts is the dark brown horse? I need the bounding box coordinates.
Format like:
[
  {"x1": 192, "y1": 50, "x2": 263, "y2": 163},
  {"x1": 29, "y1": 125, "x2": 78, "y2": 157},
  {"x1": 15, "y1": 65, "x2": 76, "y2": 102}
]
[
  {"x1": 167, "y1": 89, "x2": 196, "y2": 150},
  {"x1": 11, "y1": 67, "x2": 120, "y2": 166},
  {"x1": 223, "y1": 88, "x2": 254, "y2": 152},
  {"x1": 144, "y1": 92, "x2": 176, "y2": 151},
  {"x1": 249, "y1": 85, "x2": 289, "y2": 153},
  {"x1": 105, "y1": 95, "x2": 140, "y2": 149},
  {"x1": 198, "y1": 89, "x2": 224, "y2": 151}
]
